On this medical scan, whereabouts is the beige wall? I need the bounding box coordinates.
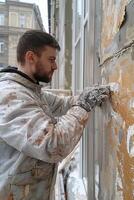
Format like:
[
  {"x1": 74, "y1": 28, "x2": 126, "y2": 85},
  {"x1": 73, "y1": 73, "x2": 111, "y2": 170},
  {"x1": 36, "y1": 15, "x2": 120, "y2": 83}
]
[
  {"x1": 94, "y1": 0, "x2": 134, "y2": 199},
  {"x1": 49, "y1": 0, "x2": 134, "y2": 199},
  {"x1": 9, "y1": 6, "x2": 33, "y2": 28},
  {"x1": 8, "y1": 34, "x2": 20, "y2": 66}
]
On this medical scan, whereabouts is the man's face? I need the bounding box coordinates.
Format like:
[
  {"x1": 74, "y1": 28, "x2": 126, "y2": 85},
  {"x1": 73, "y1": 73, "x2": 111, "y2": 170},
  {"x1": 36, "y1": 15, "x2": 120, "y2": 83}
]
[{"x1": 32, "y1": 46, "x2": 57, "y2": 83}]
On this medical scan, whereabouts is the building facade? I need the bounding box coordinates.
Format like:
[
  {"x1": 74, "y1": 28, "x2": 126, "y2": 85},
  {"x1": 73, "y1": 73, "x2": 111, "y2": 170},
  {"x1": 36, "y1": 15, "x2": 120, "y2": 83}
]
[
  {"x1": 0, "y1": 0, "x2": 44, "y2": 68},
  {"x1": 49, "y1": 0, "x2": 134, "y2": 199}
]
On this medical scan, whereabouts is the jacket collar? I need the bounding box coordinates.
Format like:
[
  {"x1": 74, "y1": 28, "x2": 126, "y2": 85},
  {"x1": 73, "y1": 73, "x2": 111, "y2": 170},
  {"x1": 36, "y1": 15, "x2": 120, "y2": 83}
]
[{"x1": 0, "y1": 66, "x2": 42, "y2": 92}]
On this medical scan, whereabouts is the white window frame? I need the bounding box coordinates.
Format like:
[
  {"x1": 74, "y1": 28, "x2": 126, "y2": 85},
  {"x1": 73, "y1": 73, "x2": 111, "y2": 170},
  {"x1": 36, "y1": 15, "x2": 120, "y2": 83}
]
[
  {"x1": 73, "y1": 0, "x2": 97, "y2": 197},
  {"x1": 72, "y1": 0, "x2": 89, "y2": 192}
]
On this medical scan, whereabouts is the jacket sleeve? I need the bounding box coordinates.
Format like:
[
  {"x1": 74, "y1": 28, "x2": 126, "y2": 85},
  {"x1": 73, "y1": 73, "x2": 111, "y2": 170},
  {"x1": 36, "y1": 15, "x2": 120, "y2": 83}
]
[
  {"x1": 42, "y1": 91, "x2": 78, "y2": 116},
  {"x1": 0, "y1": 90, "x2": 88, "y2": 163}
]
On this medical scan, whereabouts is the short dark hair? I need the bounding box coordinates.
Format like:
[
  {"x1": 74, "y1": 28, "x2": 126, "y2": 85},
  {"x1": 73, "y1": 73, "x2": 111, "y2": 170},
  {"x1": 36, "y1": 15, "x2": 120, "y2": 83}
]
[{"x1": 17, "y1": 30, "x2": 60, "y2": 65}]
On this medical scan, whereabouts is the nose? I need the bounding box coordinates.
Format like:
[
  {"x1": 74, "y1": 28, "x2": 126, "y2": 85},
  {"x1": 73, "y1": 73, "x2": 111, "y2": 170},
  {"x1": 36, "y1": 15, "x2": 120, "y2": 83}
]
[{"x1": 52, "y1": 62, "x2": 57, "y2": 70}]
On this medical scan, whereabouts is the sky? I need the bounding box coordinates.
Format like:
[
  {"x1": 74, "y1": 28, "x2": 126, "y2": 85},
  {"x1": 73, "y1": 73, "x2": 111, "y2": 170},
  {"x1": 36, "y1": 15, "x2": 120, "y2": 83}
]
[{"x1": 0, "y1": 0, "x2": 49, "y2": 32}]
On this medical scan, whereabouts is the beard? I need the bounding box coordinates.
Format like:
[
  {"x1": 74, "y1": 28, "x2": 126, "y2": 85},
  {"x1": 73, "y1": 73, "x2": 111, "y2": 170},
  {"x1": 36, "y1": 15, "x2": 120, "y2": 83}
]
[
  {"x1": 33, "y1": 60, "x2": 53, "y2": 83},
  {"x1": 34, "y1": 73, "x2": 51, "y2": 83}
]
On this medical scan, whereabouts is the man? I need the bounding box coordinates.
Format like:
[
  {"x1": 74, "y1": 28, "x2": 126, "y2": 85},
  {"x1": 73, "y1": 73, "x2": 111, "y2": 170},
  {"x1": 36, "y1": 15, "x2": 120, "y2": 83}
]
[{"x1": 0, "y1": 30, "x2": 110, "y2": 200}]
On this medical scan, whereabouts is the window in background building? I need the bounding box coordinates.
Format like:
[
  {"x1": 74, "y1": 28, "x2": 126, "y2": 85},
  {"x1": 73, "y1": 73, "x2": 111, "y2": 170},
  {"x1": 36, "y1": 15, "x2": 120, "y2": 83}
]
[
  {"x1": 0, "y1": 63, "x2": 4, "y2": 68},
  {"x1": 9, "y1": 12, "x2": 18, "y2": 27},
  {"x1": 0, "y1": 13, "x2": 5, "y2": 25},
  {"x1": 0, "y1": 42, "x2": 5, "y2": 53},
  {"x1": 19, "y1": 14, "x2": 25, "y2": 28}
]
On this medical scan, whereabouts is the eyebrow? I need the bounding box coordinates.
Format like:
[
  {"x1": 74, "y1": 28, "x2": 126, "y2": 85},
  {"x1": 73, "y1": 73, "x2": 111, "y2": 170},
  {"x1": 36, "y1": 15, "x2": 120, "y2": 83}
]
[{"x1": 49, "y1": 56, "x2": 56, "y2": 60}]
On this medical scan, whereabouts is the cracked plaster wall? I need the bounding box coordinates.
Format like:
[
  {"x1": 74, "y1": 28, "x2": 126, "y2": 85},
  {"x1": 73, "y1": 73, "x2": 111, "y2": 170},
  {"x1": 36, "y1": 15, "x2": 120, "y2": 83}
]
[{"x1": 95, "y1": 0, "x2": 134, "y2": 199}]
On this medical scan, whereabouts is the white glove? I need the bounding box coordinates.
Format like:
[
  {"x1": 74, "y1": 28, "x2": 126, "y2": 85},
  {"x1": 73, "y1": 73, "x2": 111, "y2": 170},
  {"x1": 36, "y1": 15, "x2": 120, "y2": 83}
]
[{"x1": 76, "y1": 85, "x2": 110, "y2": 112}]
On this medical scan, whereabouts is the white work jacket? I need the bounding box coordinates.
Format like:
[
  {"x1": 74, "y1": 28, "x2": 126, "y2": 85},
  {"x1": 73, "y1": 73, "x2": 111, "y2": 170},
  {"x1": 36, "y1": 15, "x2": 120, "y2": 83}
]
[{"x1": 0, "y1": 71, "x2": 89, "y2": 200}]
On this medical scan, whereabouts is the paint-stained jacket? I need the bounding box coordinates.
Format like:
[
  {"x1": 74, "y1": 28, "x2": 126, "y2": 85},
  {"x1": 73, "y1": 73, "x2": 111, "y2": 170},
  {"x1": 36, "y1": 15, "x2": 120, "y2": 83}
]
[{"x1": 0, "y1": 72, "x2": 89, "y2": 200}]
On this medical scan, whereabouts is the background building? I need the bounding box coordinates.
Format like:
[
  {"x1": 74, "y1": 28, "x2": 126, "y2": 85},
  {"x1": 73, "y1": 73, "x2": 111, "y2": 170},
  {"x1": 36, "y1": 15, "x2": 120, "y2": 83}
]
[
  {"x1": 48, "y1": 0, "x2": 134, "y2": 199},
  {"x1": 0, "y1": 0, "x2": 44, "y2": 68}
]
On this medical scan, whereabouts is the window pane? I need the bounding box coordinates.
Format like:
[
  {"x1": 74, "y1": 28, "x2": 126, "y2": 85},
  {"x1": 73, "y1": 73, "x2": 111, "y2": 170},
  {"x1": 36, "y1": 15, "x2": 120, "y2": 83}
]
[
  {"x1": 84, "y1": 0, "x2": 88, "y2": 16},
  {"x1": 82, "y1": 22, "x2": 88, "y2": 189},
  {"x1": 0, "y1": 14, "x2": 5, "y2": 25},
  {"x1": 0, "y1": 63, "x2": 5, "y2": 68},
  {"x1": 75, "y1": 40, "x2": 82, "y2": 92},
  {"x1": 75, "y1": 0, "x2": 82, "y2": 39},
  {"x1": 82, "y1": 129, "x2": 88, "y2": 188},
  {"x1": 83, "y1": 22, "x2": 89, "y2": 87},
  {"x1": 0, "y1": 42, "x2": 4, "y2": 53},
  {"x1": 19, "y1": 15, "x2": 25, "y2": 28}
]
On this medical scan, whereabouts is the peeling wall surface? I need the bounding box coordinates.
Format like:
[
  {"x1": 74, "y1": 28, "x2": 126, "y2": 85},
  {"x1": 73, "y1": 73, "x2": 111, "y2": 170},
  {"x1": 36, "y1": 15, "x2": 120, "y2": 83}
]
[
  {"x1": 96, "y1": 0, "x2": 134, "y2": 199},
  {"x1": 101, "y1": 0, "x2": 132, "y2": 62}
]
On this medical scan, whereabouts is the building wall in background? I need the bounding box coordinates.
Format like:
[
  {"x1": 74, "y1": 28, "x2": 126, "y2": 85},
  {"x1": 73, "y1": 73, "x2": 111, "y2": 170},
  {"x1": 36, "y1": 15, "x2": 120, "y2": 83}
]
[{"x1": 0, "y1": 0, "x2": 44, "y2": 68}]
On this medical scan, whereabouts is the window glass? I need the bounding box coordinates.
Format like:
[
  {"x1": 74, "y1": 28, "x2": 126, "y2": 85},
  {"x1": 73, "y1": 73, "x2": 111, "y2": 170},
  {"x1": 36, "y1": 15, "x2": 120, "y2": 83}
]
[
  {"x1": 83, "y1": 22, "x2": 90, "y2": 87},
  {"x1": 75, "y1": 0, "x2": 82, "y2": 39},
  {"x1": 0, "y1": 14, "x2": 5, "y2": 25},
  {"x1": 82, "y1": 129, "x2": 88, "y2": 189},
  {"x1": 75, "y1": 40, "x2": 82, "y2": 93},
  {"x1": 19, "y1": 14, "x2": 25, "y2": 28},
  {"x1": 84, "y1": 0, "x2": 88, "y2": 16},
  {"x1": 0, "y1": 42, "x2": 4, "y2": 53},
  {"x1": 0, "y1": 63, "x2": 5, "y2": 68}
]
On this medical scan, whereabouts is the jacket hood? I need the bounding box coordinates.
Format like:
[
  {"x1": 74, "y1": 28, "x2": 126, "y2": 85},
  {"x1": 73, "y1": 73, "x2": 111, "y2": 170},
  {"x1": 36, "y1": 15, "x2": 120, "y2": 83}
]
[{"x1": 0, "y1": 66, "x2": 42, "y2": 92}]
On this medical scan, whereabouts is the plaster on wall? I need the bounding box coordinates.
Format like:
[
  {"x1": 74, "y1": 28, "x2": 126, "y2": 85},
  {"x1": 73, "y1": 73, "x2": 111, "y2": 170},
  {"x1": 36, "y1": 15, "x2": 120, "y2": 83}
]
[
  {"x1": 101, "y1": 0, "x2": 132, "y2": 62},
  {"x1": 102, "y1": 47, "x2": 134, "y2": 199}
]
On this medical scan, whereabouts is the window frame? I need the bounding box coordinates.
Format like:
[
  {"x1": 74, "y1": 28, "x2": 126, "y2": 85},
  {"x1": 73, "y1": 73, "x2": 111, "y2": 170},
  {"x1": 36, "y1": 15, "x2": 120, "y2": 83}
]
[
  {"x1": 81, "y1": 2, "x2": 89, "y2": 192},
  {"x1": 72, "y1": 0, "x2": 89, "y2": 193},
  {"x1": 72, "y1": 0, "x2": 96, "y2": 198}
]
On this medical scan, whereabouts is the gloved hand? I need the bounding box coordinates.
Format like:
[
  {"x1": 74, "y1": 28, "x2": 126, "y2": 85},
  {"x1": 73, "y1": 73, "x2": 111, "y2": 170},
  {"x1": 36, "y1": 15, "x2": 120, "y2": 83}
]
[{"x1": 76, "y1": 85, "x2": 110, "y2": 112}]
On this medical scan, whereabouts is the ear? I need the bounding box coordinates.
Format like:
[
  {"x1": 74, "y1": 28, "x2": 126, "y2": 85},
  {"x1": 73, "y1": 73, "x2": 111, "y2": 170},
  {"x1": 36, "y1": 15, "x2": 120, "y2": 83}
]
[{"x1": 25, "y1": 51, "x2": 38, "y2": 64}]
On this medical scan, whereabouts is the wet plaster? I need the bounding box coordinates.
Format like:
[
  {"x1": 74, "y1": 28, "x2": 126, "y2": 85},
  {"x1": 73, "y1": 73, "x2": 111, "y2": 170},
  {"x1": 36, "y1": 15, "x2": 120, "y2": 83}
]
[
  {"x1": 99, "y1": 2, "x2": 134, "y2": 198},
  {"x1": 101, "y1": 47, "x2": 134, "y2": 199}
]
